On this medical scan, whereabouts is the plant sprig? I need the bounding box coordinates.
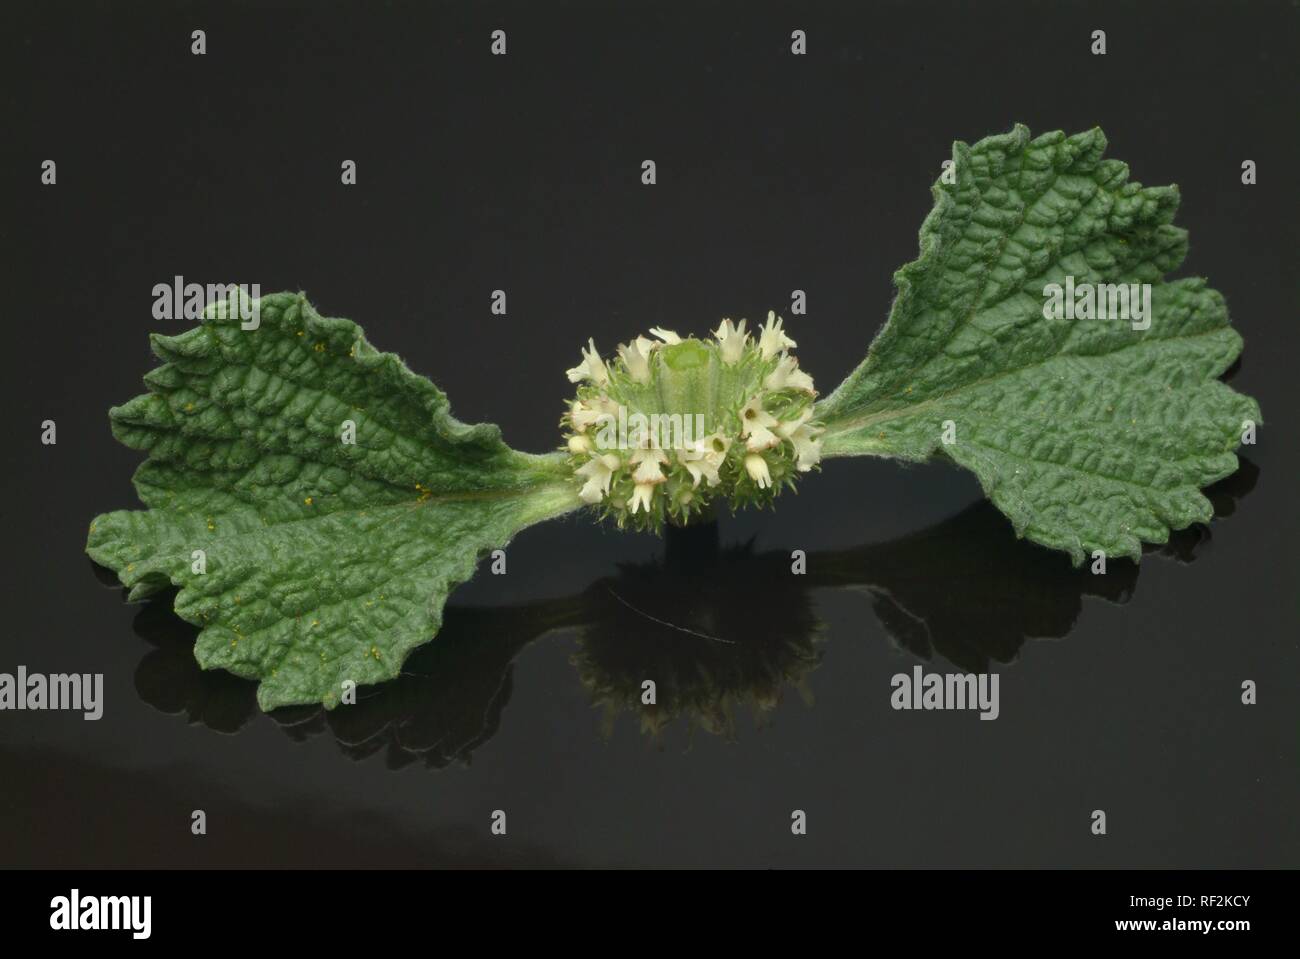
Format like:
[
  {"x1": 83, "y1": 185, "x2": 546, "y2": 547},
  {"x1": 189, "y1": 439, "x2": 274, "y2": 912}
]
[{"x1": 89, "y1": 125, "x2": 1259, "y2": 710}]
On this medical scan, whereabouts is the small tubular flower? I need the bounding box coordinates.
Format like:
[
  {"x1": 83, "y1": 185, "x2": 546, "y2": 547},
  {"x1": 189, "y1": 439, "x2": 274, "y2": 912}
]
[
  {"x1": 788, "y1": 423, "x2": 823, "y2": 471},
  {"x1": 628, "y1": 483, "x2": 655, "y2": 514},
  {"x1": 566, "y1": 337, "x2": 609, "y2": 386},
  {"x1": 680, "y1": 432, "x2": 727, "y2": 487},
  {"x1": 740, "y1": 395, "x2": 780, "y2": 450},
  {"x1": 764, "y1": 355, "x2": 816, "y2": 395},
  {"x1": 758, "y1": 312, "x2": 797, "y2": 359},
  {"x1": 744, "y1": 453, "x2": 773, "y2": 489},
  {"x1": 570, "y1": 395, "x2": 618, "y2": 431},
  {"x1": 778, "y1": 410, "x2": 824, "y2": 471},
  {"x1": 713, "y1": 318, "x2": 749, "y2": 365},
  {"x1": 617, "y1": 336, "x2": 654, "y2": 383},
  {"x1": 576, "y1": 453, "x2": 622, "y2": 504},
  {"x1": 630, "y1": 445, "x2": 669, "y2": 485}
]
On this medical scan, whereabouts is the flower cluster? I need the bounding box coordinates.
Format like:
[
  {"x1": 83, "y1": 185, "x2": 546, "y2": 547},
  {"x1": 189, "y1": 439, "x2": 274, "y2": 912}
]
[{"x1": 562, "y1": 312, "x2": 823, "y2": 532}]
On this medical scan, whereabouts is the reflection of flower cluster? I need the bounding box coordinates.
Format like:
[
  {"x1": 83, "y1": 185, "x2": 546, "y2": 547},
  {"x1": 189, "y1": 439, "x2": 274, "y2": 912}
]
[
  {"x1": 563, "y1": 313, "x2": 824, "y2": 531},
  {"x1": 574, "y1": 637, "x2": 823, "y2": 742},
  {"x1": 569, "y1": 544, "x2": 826, "y2": 743}
]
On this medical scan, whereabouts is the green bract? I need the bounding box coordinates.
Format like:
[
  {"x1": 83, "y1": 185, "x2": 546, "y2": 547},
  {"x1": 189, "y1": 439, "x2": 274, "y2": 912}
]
[{"x1": 89, "y1": 125, "x2": 1260, "y2": 710}]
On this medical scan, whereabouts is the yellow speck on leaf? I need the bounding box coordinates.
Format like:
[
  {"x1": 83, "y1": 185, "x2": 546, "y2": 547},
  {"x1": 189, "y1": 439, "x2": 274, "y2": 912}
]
[
  {"x1": 184, "y1": 403, "x2": 195, "y2": 412},
  {"x1": 304, "y1": 496, "x2": 313, "y2": 505},
  {"x1": 314, "y1": 342, "x2": 326, "y2": 353}
]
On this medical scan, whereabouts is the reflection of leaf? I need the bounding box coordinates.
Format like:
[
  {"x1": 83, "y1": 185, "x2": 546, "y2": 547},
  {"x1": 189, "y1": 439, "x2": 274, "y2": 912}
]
[
  {"x1": 813, "y1": 458, "x2": 1256, "y2": 670},
  {"x1": 132, "y1": 599, "x2": 254, "y2": 735},
  {"x1": 322, "y1": 604, "x2": 584, "y2": 768},
  {"x1": 132, "y1": 589, "x2": 584, "y2": 769},
  {"x1": 819, "y1": 126, "x2": 1259, "y2": 563},
  {"x1": 89, "y1": 292, "x2": 579, "y2": 709},
  {"x1": 810, "y1": 505, "x2": 1134, "y2": 671}
]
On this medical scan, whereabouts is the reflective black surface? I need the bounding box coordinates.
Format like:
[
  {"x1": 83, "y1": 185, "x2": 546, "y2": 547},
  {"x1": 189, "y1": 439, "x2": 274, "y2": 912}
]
[
  {"x1": 4, "y1": 0, "x2": 1297, "y2": 867},
  {"x1": 127, "y1": 465, "x2": 1258, "y2": 765}
]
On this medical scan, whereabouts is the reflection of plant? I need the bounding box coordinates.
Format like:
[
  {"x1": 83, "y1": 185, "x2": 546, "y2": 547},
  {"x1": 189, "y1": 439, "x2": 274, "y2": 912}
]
[
  {"x1": 570, "y1": 543, "x2": 825, "y2": 742},
  {"x1": 564, "y1": 522, "x2": 826, "y2": 738},
  {"x1": 573, "y1": 635, "x2": 821, "y2": 743}
]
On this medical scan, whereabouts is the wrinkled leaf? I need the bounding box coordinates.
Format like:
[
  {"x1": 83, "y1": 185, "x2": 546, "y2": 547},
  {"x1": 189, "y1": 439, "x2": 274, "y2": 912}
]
[
  {"x1": 818, "y1": 125, "x2": 1259, "y2": 562},
  {"x1": 89, "y1": 292, "x2": 578, "y2": 709}
]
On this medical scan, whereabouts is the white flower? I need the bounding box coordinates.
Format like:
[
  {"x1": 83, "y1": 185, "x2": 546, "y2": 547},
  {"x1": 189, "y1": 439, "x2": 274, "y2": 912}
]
[
  {"x1": 629, "y1": 445, "x2": 668, "y2": 485},
  {"x1": 745, "y1": 424, "x2": 779, "y2": 452},
  {"x1": 739, "y1": 395, "x2": 777, "y2": 434},
  {"x1": 575, "y1": 453, "x2": 622, "y2": 504},
  {"x1": 681, "y1": 456, "x2": 719, "y2": 488},
  {"x1": 740, "y1": 395, "x2": 780, "y2": 451},
  {"x1": 758, "y1": 312, "x2": 797, "y2": 359},
  {"x1": 713, "y1": 318, "x2": 749, "y2": 365},
  {"x1": 776, "y1": 407, "x2": 811, "y2": 438},
  {"x1": 649, "y1": 327, "x2": 681, "y2": 345},
  {"x1": 628, "y1": 482, "x2": 656, "y2": 513},
  {"x1": 777, "y1": 410, "x2": 823, "y2": 471},
  {"x1": 744, "y1": 453, "x2": 772, "y2": 489},
  {"x1": 568, "y1": 433, "x2": 594, "y2": 454},
  {"x1": 566, "y1": 338, "x2": 609, "y2": 386},
  {"x1": 789, "y1": 427, "x2": 822, "y2": 471},
  {"x1": 680, "y1": 431, "x2": 729, "y2": 487},
  {"x1": 617, "y1": 336, "x2": 655, "y2": 383},
  {"x1": 764, "y1": 355, "x2": 816, "y2": 395},
  {"x1": 570, "y1": 395, "x2": 618, "y2": 431}
]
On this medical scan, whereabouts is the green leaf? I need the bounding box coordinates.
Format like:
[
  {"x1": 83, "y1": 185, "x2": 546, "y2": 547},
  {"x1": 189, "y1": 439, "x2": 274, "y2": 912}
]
[
  {"x1": 816, "y1": 125, "x2": 1260, "y2": 563},
  {"x1": 88, "y1": 292, "x2": 580, "y2": 710}
]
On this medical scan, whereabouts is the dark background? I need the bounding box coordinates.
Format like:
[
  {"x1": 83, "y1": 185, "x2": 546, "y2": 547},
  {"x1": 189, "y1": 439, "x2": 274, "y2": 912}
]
[{"x1": 2, "y1": 0, "x2": 1296, "y2": 867}]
